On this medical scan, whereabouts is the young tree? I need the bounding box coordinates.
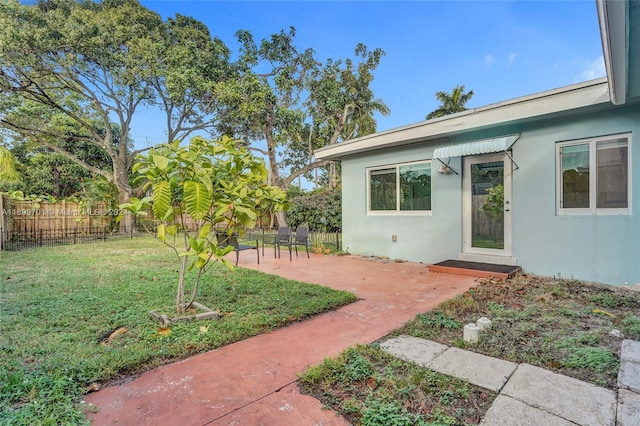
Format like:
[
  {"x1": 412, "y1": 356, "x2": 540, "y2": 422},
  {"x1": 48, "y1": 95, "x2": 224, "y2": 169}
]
[
  {"x1": 426, "y1": 84, "x2": 474, "y2": 119},
  {"x1": 121, "y1": 136, "x2": 286, "y2": 317}
]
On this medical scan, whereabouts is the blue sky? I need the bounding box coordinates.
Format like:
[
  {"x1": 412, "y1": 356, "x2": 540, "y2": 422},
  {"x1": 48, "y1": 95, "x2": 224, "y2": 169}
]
[{"x1": 133, "y1": 0, "x2": 605, "y2": 148}]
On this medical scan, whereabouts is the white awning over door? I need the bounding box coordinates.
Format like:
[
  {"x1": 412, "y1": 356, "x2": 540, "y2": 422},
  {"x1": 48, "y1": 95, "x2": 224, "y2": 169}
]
[{"x1": 433, "y1": 134, "x2": 520, "y2": 159}]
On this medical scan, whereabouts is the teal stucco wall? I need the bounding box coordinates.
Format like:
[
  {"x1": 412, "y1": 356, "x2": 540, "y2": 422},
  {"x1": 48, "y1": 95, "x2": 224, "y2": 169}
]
[{"x1": 340, "y1": 103, "x2": 640, "y2": 285}]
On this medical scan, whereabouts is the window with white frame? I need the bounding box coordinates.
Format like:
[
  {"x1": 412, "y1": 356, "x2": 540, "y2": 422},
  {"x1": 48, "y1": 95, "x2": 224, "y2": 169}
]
[
  {"x1": 368, "y1": 161, "x2": 431, "y2": 213},
  {"x1": 557, "y1": 134, "x2": 631, "y2": 215}
]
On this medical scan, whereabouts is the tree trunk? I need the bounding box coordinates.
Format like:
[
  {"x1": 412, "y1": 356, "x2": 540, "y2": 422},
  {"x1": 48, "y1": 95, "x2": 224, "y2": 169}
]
[
  {"x1": 176, "y1": 255, "x2": 187, "y2": 315},
  {"x1": 265, "y1": 130, "x2": 288, "y2": 227},
  {"x1": 113, "y1": 162, "x2": 134, "y2": 234}
]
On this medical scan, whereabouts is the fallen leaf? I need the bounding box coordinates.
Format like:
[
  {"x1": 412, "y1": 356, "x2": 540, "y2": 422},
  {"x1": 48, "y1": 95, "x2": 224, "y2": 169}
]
[
  {"x1": 157, "y1": 326, "x2": 172, "y2": 336},
  {"x1": 87, "y1": 382, "x2": 100, "y2": 393},
  {"x1": 366, "y1": 377, "x2": 377, "y2": 389},
  {"x1": 592, "y1": 308, "x2": 615, "y2": 317},
  {"x1": 107, "y1": 327, "x2": 127, "y2": 342},
  {"x1": 199, "y1": 325, "x2": 209, "y2": 333}
]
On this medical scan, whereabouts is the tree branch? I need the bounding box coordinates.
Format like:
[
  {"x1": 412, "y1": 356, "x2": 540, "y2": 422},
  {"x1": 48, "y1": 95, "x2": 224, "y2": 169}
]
[{"x1": 282, "y1": 159, "x2": 331, "y2": 187}]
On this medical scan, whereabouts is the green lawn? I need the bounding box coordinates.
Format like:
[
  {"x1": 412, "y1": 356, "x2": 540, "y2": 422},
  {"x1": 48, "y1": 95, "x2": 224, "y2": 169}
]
[{"x1": 0, "y1": 236, "x2": 356, "y2": 425}]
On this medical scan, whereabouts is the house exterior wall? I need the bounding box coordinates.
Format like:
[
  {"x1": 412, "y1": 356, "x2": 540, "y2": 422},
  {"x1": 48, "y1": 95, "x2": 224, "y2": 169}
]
[{"x1": 340, "y1": 103, "x2": 640, "y2": 285}]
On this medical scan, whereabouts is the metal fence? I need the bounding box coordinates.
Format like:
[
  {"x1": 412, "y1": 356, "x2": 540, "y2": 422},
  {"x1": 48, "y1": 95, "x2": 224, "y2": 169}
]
[
  {"x1": 0, "y1": 226, "x2": 112, "y2": 251},
  {"x1": 0, "y1": 225, "x2": 342, "y2": 253}
]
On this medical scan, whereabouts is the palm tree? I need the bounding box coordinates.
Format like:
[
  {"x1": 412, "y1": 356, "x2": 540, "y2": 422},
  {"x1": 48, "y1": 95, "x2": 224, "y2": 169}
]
[
  {"x1": 426, "y1": 85, "x2": 474, "y2": 120},
  {"x1": 0, "y1": 146, "x2": 20, "y2": 183}
]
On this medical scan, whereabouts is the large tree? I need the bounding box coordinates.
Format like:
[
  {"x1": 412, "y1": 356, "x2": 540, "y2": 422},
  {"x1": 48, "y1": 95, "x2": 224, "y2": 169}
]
[
  {"x1": 0, "y1": 0, "x2": 164, "y2": 230},
  {"x1": 146, "y1": 14, "x2": 233, "y2": 144},
  {"x1": 0, "y1": 0, "x2": 230, "y2": 231},
  {"x1": 301, "y1": 43, "x2": 389, "y2": 188},
  {"x1": 426, "y1": 84, "x2": 474, "y2": 120},
  {"x1": 223, "y1": 30, "x2": 388, "y2": 220}
]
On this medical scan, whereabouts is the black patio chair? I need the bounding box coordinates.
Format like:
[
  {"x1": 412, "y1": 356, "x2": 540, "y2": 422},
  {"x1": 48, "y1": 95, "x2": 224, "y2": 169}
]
[
  {"x1": 278, "y1": 226, "x2": 310, "y2": 261},
  {"x1": 270, "y1": 226, "x2": 292, "y2": 258},
  {"x1": 215, "y1": 230, "x2": 259, "y2": 266}
]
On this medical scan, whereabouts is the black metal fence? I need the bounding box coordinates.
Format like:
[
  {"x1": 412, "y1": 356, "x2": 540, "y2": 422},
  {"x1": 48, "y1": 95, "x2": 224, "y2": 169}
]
[
  {"x1": 0, "y1": 225, "x2": 342, "y2": 252},
  {"x1": 0, "y1": 227, "x2": 113, "y2": 251}
]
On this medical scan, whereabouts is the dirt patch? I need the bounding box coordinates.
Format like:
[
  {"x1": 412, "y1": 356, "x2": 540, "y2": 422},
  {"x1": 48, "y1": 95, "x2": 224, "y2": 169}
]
[{"x1": 394, "y1": 274, "x2": 640, "y2": 389}]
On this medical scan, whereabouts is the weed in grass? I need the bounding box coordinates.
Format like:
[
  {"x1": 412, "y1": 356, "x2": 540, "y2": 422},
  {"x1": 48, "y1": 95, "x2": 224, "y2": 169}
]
[
  {"x1": 344, "y1": 349, "x2": 375, "y2": 382},
  {"x1": 564, "y1": 347, "x2": 619, "y2": 374},
  {"x1": 340, "y1": 398, "x2": 362, "y2": 415},
  {"x1": 417, "y1": 311, "x2": 462, "y2": 330},
  {"x1": 486, "y1": 301, "x2": 505, "y2": 316},
  {"x1": 438, "y1": 295, "x2": 480, "y2": 316},
  {"x1": 588, "y1": 293, "x2": 639, "y2": 309},
  {"x1": 620, "y1": 315, "x2": 640, "y2": 339},
  {"x1": 361, "y1": 398, "x2": 429, "y2": 426}
]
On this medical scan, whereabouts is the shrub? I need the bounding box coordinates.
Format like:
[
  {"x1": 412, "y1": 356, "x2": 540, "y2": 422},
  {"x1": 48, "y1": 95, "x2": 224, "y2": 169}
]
[{"x1": 287, "y1": 189, "x2": 341, "y2": 231}]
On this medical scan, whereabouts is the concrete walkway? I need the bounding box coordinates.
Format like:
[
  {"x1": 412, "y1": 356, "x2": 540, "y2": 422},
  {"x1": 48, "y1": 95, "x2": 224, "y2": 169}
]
[
  {"x1": 382, "y1": 335, "x2": 640, "y2": 425},
  {"x1": 84, "y1": 254, "x2": 479, "y2": 425}
]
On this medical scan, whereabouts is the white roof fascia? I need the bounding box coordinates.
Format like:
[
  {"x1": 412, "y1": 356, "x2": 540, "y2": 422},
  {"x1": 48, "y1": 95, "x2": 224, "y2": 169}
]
[
  {"x1": 315, "y1": 78, "x2": 610, "y2": 160},
  {"x1": 597, "y1": 0, "x2": 628, "y2": 105}
]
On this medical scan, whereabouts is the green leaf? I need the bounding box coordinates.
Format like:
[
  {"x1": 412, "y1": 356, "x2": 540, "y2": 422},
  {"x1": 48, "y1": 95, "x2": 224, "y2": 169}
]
[
  {"x1": 152, "y1": 181, "x2": 172, "y2": 220},
  {"x1": 198, "y1": 223, "x2": 212, "y2": 239},
  {"x1": 234, "y1": 205, "x2": 257, "y2": 221},
  {"x1": 157, "y1": 224, "x2": 166, "y2": 242},
  {"x1": 152, "y1": 155, "x2": 170, "y2": 171},
  {"x1": 184, "y1": 180, "x2": 212, "y2": 220},
  {"x1": 166, "y1": 225, "x2": 178, "y2": 236},
  {"x1": 188, "y1": 236, "x2": 201, "y2": 252}
]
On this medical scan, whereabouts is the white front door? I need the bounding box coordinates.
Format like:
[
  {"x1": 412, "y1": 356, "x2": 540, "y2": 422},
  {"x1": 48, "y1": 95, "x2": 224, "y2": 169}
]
[{"x1": 463, "y1": 153, "x2": 512, "y2": 258}]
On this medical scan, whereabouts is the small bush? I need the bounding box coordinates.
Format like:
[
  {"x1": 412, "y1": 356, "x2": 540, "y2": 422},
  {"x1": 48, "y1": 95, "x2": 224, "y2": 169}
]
[{"x1": 286, "y1": 189, "x2": 341, "y2": 231}]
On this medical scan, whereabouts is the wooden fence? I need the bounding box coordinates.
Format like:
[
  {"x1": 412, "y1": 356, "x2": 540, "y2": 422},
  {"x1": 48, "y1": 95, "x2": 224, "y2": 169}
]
[
  {"x1": 472, "y1": 195, "x2": 503, "y2": 240},
  {"x1": 0, "y1": 194, "x2": 116, "y2": 250}
]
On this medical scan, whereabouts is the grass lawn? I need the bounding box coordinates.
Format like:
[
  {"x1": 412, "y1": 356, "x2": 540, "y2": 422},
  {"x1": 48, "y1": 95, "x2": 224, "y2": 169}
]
[
  {"x1": 0, "y1": 236, "x2": 356, "y2": 425},
  {"x1": 299, "y1": 274, "x2": 640, "y2": 425}
]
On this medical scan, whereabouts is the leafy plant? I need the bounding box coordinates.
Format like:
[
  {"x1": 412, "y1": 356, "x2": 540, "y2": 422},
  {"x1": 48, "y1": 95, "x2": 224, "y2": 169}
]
[
  {"x1": 361, "y1": 398, "x2": 428, "y2": 426},
  {"x1": 479, "y1": 184, "x2": 504, "y2": 216},
  {"x1": 287, "y1": 188, "x2": 341, "y2": 231},
  {"x1": 120, "y1": 136, "x2": 287, "y2": 316}
]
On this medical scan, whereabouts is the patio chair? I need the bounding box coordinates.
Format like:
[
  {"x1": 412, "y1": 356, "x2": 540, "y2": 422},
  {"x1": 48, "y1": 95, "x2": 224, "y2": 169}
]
[
  {"x1": 215, "y1": 230, "x2": 260, "y2": 266},
  {"x1": 278, "y1": 226, "x2": 310, "y2": 261},
  {"x1": 270, "y1": 226, "x2": 292, "y2": 258}
]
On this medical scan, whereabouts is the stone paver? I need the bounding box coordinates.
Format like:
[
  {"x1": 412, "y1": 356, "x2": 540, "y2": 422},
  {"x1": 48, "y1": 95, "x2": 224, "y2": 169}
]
[
  {"x1": 380, "y1": 335, "x2": 448, "y2": 365},
  {"x1": 426, "y1": 347, "x2": 517, "y2": 392},
  {"x1": 618, "y1": 361, "x2": 640, "y2": 394},
  {"x1": 617, "y1": 388, "x2": 640, "y2": 426},
  {"x1": 479, "y1": 395, "x2": 575, "y2": 426},
  {"x1": 620, "y1": 339, "x2": 640, "y2": 363},
  {"x1": 503, "y1": 363, "x2": 617, "y2": 426}
]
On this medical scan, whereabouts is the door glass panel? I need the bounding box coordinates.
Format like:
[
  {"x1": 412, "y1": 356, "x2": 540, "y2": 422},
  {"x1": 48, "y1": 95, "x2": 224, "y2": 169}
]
[{"x1": 471, "y1": 161, "x2": 504, "y2": 249}]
